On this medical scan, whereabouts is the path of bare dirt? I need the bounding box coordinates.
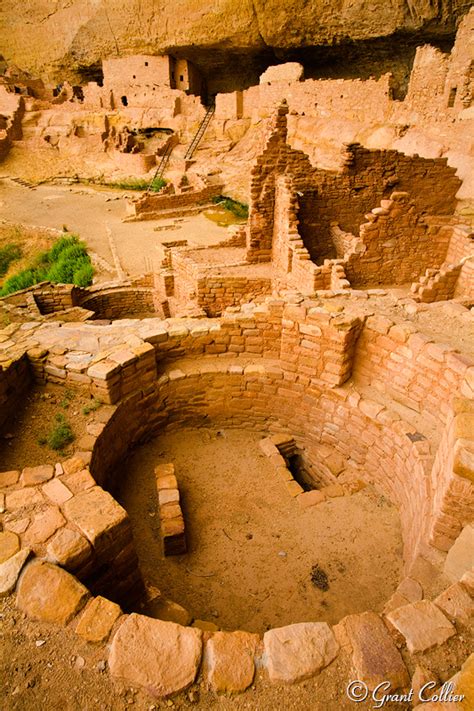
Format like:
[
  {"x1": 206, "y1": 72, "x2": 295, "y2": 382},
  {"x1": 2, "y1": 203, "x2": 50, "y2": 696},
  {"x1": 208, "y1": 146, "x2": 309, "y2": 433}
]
[
  {"x1": 0, "y1": 180, "x2": 230, "y2": 279},
  {"x1": 116, "y1": 428, "x2": 403, "y2": 633}
]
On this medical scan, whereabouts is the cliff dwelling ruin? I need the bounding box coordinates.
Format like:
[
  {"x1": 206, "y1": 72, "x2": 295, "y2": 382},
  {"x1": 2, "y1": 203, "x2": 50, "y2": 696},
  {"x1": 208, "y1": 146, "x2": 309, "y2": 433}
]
[{"x1": 0, "y1": 2, "x2": 473, "y2": 710}]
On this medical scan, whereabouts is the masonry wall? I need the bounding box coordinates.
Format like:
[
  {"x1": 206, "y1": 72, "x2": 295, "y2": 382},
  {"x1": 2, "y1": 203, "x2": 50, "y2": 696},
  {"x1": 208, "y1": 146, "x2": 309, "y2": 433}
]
[
  {"x1": 80, "y1": 288, "x2": 157, "y2": 319},
  {"x1": 344, "y1": 194, "x2": 453, "y2": 287},
  {"x1": 0, "y1": 355, "x2": 32, "y2": 429},
  {"x1": 128, "y1": 184, "x2": 223, "y2": 219},
  {"x1": 196, "y1": 276, "x2": 272, "y2": 316}
]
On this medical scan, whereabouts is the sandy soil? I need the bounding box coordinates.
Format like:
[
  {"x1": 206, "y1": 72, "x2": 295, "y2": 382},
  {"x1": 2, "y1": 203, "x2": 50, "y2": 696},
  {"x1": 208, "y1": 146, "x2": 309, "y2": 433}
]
[
  {"x1": 0, "y1": 383, "x2": 100, "y2": 470},
  {"x1": 0, "y1": 180, "x2": 230, "y2": 279},
  {"x1": 116, "y1": 428, "x2": 403, "y2": 633}
]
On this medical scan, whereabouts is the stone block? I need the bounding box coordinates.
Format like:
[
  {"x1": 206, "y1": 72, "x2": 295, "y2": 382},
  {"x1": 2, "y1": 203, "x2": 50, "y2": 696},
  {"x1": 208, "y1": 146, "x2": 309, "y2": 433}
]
[
  {"x1": 16, "y1": 560, "x2": 89, "y2": 624},
  {"x1": 63, "y1": 486, "x2": 129, "y2": 553},
  {"x1": 20, "y1": 465, "x2": 54, "y2": 486},
  {"x1": 386, "y1": 601, "x2": 456, "y2": 653},
  {"x1": 320, "y1": 484, "x2": 345, "y2": 498},
  {"x1": 263, "y1": 622, "x2": 339, "y2": 684},
  {"x1": 108, "y1": 614, "x2": 202, "y2": 697},
  {"x1": 342, "y1": 611, "x2": 409, "y2": 690},
  {"x1": 0, "y1": 530, "x2": 20, "y2": 563},
  {"x1": 143, "y1": 597, "x2": 192, "y2": 626},
  {"x1": 435, "y1": 583, "x2": 474, "y2": 624},
  {"x1": 6, "y1": 488, "x2": 43, "y2": 511},
  {"x1": 62, "y1": 468, "x2": 95, "y2": 494},
  {"x1": 0, "y1": 548, "x2": 31, "y2": 597},
  {"x1": 158, "y1": 489, "x2": 180, "y2": 506},
  {"x1": 285, "y1": 479, "x2": 304, "y2": 497},
  {"x1": 453, "y1": 443, "x2": 474, "y2": 483},
  {"x1": 24, "y1": 507, "x2": 66, "y2": 545},
  {"x1": 42, "y1": 477, "x2": 73, "y2": 505},
  {"x1": 75, "y1": 595, "x2": 122, "y2": 643},
  {"x1": 205, "y1": 631, "x2": 259, "y2": 693},
  {"x1": 0, "y1": 470, "x2": 20, "y2": 488},
  {"x1": 443, "y1": 525, "x2": 474, "y2": 582},
  {"x1": 47, "y1": 527, "x2": 92, "y2": 570},
  {"x1": 156, "y1": 474, "x2": 178, "y2": 491},
  {"x1": 297, "y1": 490, "x2": 325, "y2": 508},
  {"x1": 259, "y1": 438, "x2": 279, "y2": 457}
]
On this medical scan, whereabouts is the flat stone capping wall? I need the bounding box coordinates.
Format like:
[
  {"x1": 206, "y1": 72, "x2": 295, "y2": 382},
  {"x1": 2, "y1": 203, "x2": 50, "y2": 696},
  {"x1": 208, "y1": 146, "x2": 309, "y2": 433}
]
[
  {"x1": 0, "y1": 532, "x2": 472, "y2": 699},
  {"x1": 0, "y1": 457, "x2": 143, "y2": 607},
  {"x1": 155, "y1": 463, "x2": 187, "y2": 556}
]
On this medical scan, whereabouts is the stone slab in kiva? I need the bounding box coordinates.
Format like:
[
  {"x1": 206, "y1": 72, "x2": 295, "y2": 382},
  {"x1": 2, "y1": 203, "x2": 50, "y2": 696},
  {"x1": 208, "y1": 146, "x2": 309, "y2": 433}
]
[
  {"x1": 16, "y1": 560, "x2": 89, "y2": 625},
  {"x1": 205, "y1": 631, "x2": 259, "y2": 693},
  {"x1": 342, "y1": 611, "x2": 409, "y2": 690},
  {"x1": 386, "y1": 600, "x2": 456, "y2": 653},
  {"x1": 108, "y1": 613, "x2": 202, "y2": 697},
  {"x1": 263, "y1": 622, "x2": 339, "y2": 683}
]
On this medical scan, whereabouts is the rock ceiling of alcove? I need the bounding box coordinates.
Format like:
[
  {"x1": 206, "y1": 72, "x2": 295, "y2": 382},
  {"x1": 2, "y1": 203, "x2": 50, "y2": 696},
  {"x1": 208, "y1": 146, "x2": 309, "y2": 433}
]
[{"x1": 0, "y1": 0, "x2": 466, "y2": 85}]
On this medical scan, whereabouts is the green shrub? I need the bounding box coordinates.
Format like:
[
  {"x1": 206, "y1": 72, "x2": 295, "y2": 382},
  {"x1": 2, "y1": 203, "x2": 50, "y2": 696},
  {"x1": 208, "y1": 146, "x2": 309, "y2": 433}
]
[
  {"x1": 0, "y1": 233, "x2": 93, "y2": 296},
  {"x1": 82, "y1": 397, "x2": 103, "y2": 415},
  {"x1": 0, "y1": 243, "x2": 22, "y2": 277},
  {"x1": 47, "y1": 413, "x2": 74, "y2": 451},
  {"x1": 1, "y1": 269, "x2": 38, "y2": 294},
  {"x1": 73, "y1": 262, "x2": 94, "y2": 287},
  {"x1": 211, "y1": 195, "x2": 249, "y2": 219}
]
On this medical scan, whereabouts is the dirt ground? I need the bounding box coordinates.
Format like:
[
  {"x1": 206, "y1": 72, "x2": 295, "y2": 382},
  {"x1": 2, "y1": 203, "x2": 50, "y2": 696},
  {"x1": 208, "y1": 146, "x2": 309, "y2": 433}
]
[
  {"x1": 0, "y1": 179, "x2": 230, "y2": 279},
  {"x1": 116, "y1": 428, "x2": 403, "y2": 633},
  {"x1": 0, "y1": 383, "x2": 100, "y2": 469}
]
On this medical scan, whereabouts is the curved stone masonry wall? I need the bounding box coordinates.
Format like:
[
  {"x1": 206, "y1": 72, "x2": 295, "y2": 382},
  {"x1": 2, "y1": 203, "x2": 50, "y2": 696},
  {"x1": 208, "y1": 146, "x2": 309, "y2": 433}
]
[{"x1": 1, "y1": 296, "x2": 473, "y2": 701}]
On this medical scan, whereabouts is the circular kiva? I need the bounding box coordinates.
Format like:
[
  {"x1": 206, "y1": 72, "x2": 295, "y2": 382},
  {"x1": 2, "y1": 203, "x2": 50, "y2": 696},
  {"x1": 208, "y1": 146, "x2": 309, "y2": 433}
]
[{"x1": 0, "y1": 297, "x2": 473, "y2": 699}]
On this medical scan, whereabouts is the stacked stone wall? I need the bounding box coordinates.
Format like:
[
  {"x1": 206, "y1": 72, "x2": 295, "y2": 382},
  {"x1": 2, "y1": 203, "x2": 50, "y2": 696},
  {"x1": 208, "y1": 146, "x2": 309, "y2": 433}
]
[{"x1": 0, "y1": 354, "x2": 32, "y2": 428}]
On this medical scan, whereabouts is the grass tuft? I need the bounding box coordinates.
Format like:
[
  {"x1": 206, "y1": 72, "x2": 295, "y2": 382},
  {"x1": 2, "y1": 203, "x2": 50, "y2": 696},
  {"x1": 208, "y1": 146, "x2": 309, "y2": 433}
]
[{"x1": 0, "y1": 234, "x2": 93, "y2": 296}]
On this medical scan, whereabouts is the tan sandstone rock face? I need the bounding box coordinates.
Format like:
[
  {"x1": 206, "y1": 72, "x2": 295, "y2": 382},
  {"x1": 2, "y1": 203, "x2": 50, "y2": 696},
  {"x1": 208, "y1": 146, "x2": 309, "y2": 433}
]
[
  {"x1": 0, "y1": 0, "x2": 461, "y2": 83},
  {"x1": 75, "y1": 596, "x2": 122, "y2": 643},
  {"x1": 386, "y1": 600, "x2": 456, "y2": 653},
  {"x1": 263, "y1": 622, "x2": 339, "y2": 683},
  {"x1": 16, "y1": 560, "x2": 89, "y2": 625},
  {"x1": 109, "y1": 614, "x2": 202, "y2": 697}
]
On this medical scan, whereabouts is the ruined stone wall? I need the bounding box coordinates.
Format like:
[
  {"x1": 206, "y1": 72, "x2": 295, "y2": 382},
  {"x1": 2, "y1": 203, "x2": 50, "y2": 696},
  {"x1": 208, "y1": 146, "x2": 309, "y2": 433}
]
[
  {"x1": 128, "y1": 184, "x2": 223, "y2": 220},
  {"x1": 0, "y1": 355, "x2": 32, "y2": 429},
  {"x1": 309, "y1": 144, "x2": 461, "y2": 242},
  {"x1": 196, "y1": 276, "x2": 272, "y2": 316},
  {"x1": 344, "y1": 194, "x2": 453, "y2": 287},
  {"x1": 79, "y1": 288, "x2": 157, "y2": 319}
]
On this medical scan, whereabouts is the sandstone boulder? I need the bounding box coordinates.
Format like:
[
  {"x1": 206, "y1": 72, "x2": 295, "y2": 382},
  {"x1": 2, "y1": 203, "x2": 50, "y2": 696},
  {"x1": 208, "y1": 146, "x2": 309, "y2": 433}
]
[
  {"x1": 386, "y1": 601, "x2": 456, "y2": 653},
  {"x1": 205, "y1": 631, "x2": 259, "y2": 693},
  {"x1": 342, "y1": 611, "x2": 409, "y2": 690},
  {"x1": 263, "y1": 622, "x2": 338, "y2": 683},
  {"x1": 108, "y1": 614, "x2": 202, "y2": 697},
  {"x1": 0, "y1": 547, "x2": 31, "y2": 597},
  {"x1": 16, "y1": 560, "x2": 89, "y2": 624},
  {"x1": 75, "y1": 595, "x2": 122, "y2": 643}
]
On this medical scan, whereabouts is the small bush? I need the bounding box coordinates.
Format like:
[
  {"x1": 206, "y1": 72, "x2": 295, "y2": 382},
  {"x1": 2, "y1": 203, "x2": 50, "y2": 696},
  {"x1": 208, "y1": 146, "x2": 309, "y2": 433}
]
[
  {"x1": 0, "y1": 233, "x2": 93, "y2": 296},
  {"x1": 212, "y1": 195, "x2": 249, "y2": 219},
  {"x1": 82, "y1": 397, "x2": 102, "y2": 415},
  {"x1": 47, "y1": 413, "x2": 74, "y2": 451},
  {"x1": 0, "y1": 243, "x2": 22, "y2": 277}
]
